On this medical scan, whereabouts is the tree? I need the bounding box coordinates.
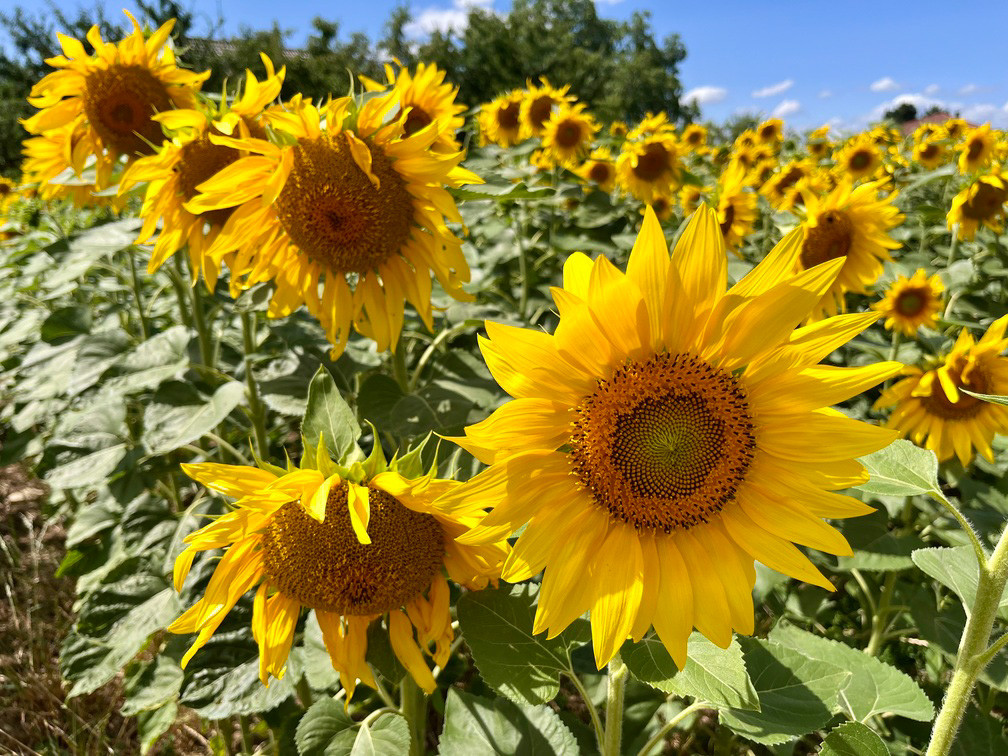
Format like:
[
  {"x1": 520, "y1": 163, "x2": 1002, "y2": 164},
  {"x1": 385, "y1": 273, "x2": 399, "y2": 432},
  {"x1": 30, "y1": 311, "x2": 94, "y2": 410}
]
[{"x1": 884, "y1": 102, "x2": 918, "y2": 124}]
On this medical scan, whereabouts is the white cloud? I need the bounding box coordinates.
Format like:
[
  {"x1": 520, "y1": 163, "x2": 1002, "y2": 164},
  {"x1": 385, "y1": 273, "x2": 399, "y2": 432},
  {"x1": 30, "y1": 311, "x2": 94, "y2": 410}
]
[
  {"x1": 960, "y1": 103, "x2": 1008, "y2": 127},
  {"x1": 772, "y1": 99, "x2": 801, "y2": 118},
  {"x1": 818, "y1": 89, "x2": 833, "y2": 99},
  {"x1": 868, "y1": 92, "x2": 945, "y2": 122},
  {"x1": 870, "y1": 76, "x2": 899, "y2": 92},
  {"x1": 752, "y1": 79, "x2": 794, "y2": 98},
  {"x1": 959, "y1": 83, "x2": 979, "y2": 96},
  {"x1": 682, "y1": 86, "x2": 727, "y2": 106},
  {"x1": 404, "y1": 0, "x2": 494, "y2": 37},
  {"x1": 925, "y1": 84, "x2": 940, "y2": 95}
]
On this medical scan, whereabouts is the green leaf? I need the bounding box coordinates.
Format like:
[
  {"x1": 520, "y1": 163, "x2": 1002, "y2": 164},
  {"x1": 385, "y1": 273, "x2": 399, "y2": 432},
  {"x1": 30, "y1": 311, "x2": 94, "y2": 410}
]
[
  {"x1": 818, "y1": 722, "x2": 890, "y2": 756},
  {"x1": 302, "y1": 612, "x2": 341, "y2": 691},
  {"x1": 438, "y1": 688, "x2": 579, "y2": 755},
  {"x1": 719, "y1": 637, "x2": 849, "y2": 746},
  {"x1": 450, "y1": 182, "x2": 552, "y2": 201},
  {"x1": 40, "y1": 305, "x2": 92, "y2": 343},
  {"x1": 185, "y1": 650, "x2": 303, "y2": 719},
  {"x1": 295, "y1": 697, "x2": 353, "y2": 756},
  {"x1": 45, "y1": 443, "x2": 128, "y2": 489},
  {"x1": 302, "y1": 366, "x2": 360, "y2": 463},
  {"x1": 912, "y1": 545, "x2": 1008, "y2": 610},
  {"x1": 143, "y1": 380, "x2": 245, "y2": 454},
  {"x1": 949, "y1": 704, "x2": 1008, "y2": 756},
  {"x1": 961, "y1": 388, "x2": 1008, "y2": 406},
  {"x1": 456, "y1": 582, "x2": 590, "y2": 705},
  {"x1": 623, "y1": 633, "x2": 759, "y2": 711},
  {"x1": 768, "y1": 624, "x2": 933, "y2": 722},
  {"x1": 857, "y1": 440, "x2": 941, "y2": 498},
  {"x1": 836, "y1": 508, "x2": 923, "y2": 572},
  {"x1": 122, "y1": 656, "x2": 184, "y2": 716},
  {"x1": 137, "y1": 700, "x2": 178, "y2": 755},
  {"x1": 347, "y1": 714, "x2": 411, "y2": 756}
]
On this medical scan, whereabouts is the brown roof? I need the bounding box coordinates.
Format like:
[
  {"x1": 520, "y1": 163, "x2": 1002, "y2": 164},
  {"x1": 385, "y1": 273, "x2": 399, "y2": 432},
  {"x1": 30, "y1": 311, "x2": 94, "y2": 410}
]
[{"x1": 900, "y1": 112, "x2": 973, "y2": 136}]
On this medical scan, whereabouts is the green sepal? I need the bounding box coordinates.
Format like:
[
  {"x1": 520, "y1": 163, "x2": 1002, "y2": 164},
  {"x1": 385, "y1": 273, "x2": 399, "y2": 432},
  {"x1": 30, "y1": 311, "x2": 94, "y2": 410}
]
[{"x1": 360, "y1": 420, "x2": 388, "y2": 479}]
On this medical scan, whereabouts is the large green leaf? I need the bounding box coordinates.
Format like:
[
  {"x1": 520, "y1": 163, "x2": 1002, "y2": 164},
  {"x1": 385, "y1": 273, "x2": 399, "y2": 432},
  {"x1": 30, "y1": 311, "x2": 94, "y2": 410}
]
[
  {"x1": 438, "y1": 688, "x2": 579, "y2": 755},
  {"x1": 818, "y1": 722, "x2": 890, "y2": 756},
  {"x1": 301, "y1": 365, "x2": 360, "y2": 462},
  {"x1": 44, "y1": 443, "x2": 128, "y2": 489},
  {"x1": 912, "y1": 545, "x2": 1008, "y2": 610},
  {"x1": 457, "y1": 583, "x2": 590, "y2": 705},
  {"x1": 122, "y1": 656, "x2": 185, "y2": 716},
  {"x1": 768, "y1": 624, "x2": 933, "y2": 722},
  {"x1": 295, "y1": 697, "x2": 353, "y2": 756},
  {"x1": 143, "y1": 380, "x2": 245, "y2": 454},
  {"x1": 622, "y1": 633, "x2": 759, "y2": 712},
  {"x1": 719, "y1": 638, "x2": 849, "y2": 746},
  {"x1": 836, "y1": 508, "x2": 923, "y2": 572},
  {"x1": 856, "y1": 440, "x2": 941, "y2": 498}
]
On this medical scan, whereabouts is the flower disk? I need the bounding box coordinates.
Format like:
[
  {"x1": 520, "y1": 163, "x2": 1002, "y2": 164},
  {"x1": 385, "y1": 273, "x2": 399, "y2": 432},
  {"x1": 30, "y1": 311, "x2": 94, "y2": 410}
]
[
  {"x1": 570, "y1": 354, "x2": 755, "y2": 533},
  {"x1": 262, "y1": 484, "x2": 445, "y2": 615},
  {"x1": 82, "y1": 64, "x2": 172, "y2": 155},
  {"x1": 273, "y1": 135, "x2": 413, "y2": 275}
]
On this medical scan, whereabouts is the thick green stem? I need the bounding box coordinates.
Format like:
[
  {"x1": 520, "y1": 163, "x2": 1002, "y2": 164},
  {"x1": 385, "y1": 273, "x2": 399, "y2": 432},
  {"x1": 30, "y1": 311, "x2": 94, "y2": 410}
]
[
  {"x1": 603, "y1": 653, "x2": 628, "y2": 756},
  {"x1": 866, "y1": 570, "x2": 899, "y2": 656},
  {"x1": 238, "y1": 715, "x2": 252, "y2": 754},
  {"x1": 186, "y1": 268, "x2": 215, "y2": 367},
  {"x1": 636, "y1": 701, "x2": 706, "y2": 756},
  {"x1": 392, "y1": 339, "x2": 410, "y2": 394},
  {"x1": 925, "y1": 525, "x2": 1008, "y2": 755},
  {"x1": 946, "y1": 225, "x2": 959, "y2": 267},
  {"x1": 887, "y1": 329, "x2": 902, "y2": 363},
  {"x1": 400, "y1": 675, "x2": 427, "y2": 756},
  {"x1": 126, "y1": 248, "x2": 150, "y2": 340},
  {"x1": 240, "y1": 311, "x2": 269, "y2": 458}
]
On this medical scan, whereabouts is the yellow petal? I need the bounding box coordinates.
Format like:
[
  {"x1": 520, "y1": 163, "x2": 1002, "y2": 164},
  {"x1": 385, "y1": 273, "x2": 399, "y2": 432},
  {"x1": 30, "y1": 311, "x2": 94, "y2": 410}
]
[
  {"x1": 347, "y1": 483, "x2": 371, "y2": 544},
  {"x1": 625, "y1": 206, "x2": 670, "y2": 352},
  {"x1": 590, "y1": 524, "x2": 644, "y2": 667}
]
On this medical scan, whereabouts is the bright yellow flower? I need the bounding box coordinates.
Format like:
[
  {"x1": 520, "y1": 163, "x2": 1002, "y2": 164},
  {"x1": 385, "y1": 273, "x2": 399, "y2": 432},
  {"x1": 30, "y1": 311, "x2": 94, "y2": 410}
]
[
  {"x1": 681, "y1": 124, "x2": 707, "y2": 152},
  {"x1": 362, "y1": 61, "x2": 467, "y2": 152},
  {"x1": 118, "y1": 55, "x2": 285, "y2": 286},
  {"x1": 760, "y1": 158, "x2": 816, "y2": 210},
  {"x1": 913, "y1": 139, "x2": 947, "y2": 170},
  {"x1": 807, "y1": 125, "x2": 832, "y2": 159},
  {"x1": 872, "y1": 269, "x2": 944, "y2": 336},
  {"x1": 678, "y1": 183, "x2": 704, "y2": 215},
  {"x1": 479, "y1": 91, "x2": 524, "y2": 147},
  {"x1": 22, "y1": 12, "x2": 208, "y2": 189},
  {"x1": 169, "y1": 442, "x2": 508, "y2": 697},
  {"x1": 957, "y1": 123, "x2": 996, "y2": 173},
  {"x1": 438, "y1": 206, "x2": 899, "y2": 668},
  {"x1": 798, "y1": 179, "x2": 904, "y2": 319},
  {"x1": 717, "y1": 162, "x2": 758, "y2": 254},
  {"x1": 575, "y1": 147, "x2": 616, "y2": 192},
  {"x1": 834, "y1": 137, "x2": 883, "y2": 181},
  {"x1": 541, "y1": 103, "x2": 599, "y2": 166},
  {"x1": 185, "y1": 89, "x2": 480, "y2": 357},
  {"x1": 628, "y1": 112, "x2": 675, "y2": 141},
  {"x1": 947, "y1": 169, "x2": 1008, "y2": 240},
  {"x1": 519, "y1": 78, "x2": 574, "y2": 139},
  {"x1": 876, "y1": 316, "x2": 1008, "y2": 465},
  {"x1": 757, "y1": 118, "x2": 783, "y2": 145},
  {"x1": 609, "y1": 121, "x2": 628, "y2": 138},
  {"x1": 616, "y1": 134, "x2": 679, "y2": 203}
]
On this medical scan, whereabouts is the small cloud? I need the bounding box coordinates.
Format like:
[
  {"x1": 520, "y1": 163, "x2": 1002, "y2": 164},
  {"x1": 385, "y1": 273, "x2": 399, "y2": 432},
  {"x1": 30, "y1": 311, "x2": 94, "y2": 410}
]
[
  {"x1": 959, "y1": 83, "x2": 978, "y2": 96},
  {"x1": 870, "y1": 76, "x2": 899, "y2": 92},
  {"x1": 818, "y1": 89, "x2": 833, "y2": 99},
  {"x1": 925, "y1": 84, "x2": 940, "y2": 95},
  {"x1": 752, "y1": 79, "x2": 794, "y2": 98},
  {"x1": 682, "y1": 86, "x2": 728, "y2": 106},
  {"x1": 772, "y1": 99, "x2": 801, "y2": 118},
  {"x1": 405, "y1": 0, "x2": 494, "y2": 37},
  {"x1": 960, "y1": 103, "x2": 1008, "y2": 128}
]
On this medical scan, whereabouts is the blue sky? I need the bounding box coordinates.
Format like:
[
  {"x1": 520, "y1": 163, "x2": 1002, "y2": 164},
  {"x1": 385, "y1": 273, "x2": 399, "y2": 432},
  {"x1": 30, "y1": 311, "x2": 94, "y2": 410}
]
[{"x1": 10, "y1": 0, "x2": 1008, "y2": 131}]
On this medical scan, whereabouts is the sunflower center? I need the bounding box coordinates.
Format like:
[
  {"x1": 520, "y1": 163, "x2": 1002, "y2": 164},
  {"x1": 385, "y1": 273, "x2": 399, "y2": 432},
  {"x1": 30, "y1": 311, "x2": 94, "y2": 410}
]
[
  {"x1": 403, "y1": 106, "x2": 433, "y2": 136},
  {"x1": 760, "y1": 125, "x2": 776, "y2": 140},
  {"x1": 262, "y1": 483, "x2": 445, "y2": 615},
  {"x1": 894, "y1": 289, "x2": 927, "y2": 317},
  {"x1": 0, "y1": 183, "x2": 11, "y2": 197},
  {"x1": 497, "y1": 102, "x2": 521, "y2": 131},
  {"x1": 849, "y1": 150, "x2": 872, "y2": 171},
  {"x1": 920, "y1": 144, "x2": 939, "y2": 160},
  {"x1": 529, "y1": 96, "x2": 555, "y2": 129},
  {"x1": 966, "y1": 139, "x2": 983, "y2": 161},
  {"x1": 273, "y1": 134, "x2": 413, "y2": 274},
  {"x1": 588, "y1": 162, "x2": 612, "y2": 184},
  {"x1": 568, "y1": 353, "x2": 755, "y2": 533},
  {"x1": 801, "y1": 210, "x2": 852, "y2": 268},
  {"x1": 634, "y1": 143, "x2": 671, "y2": 182},
  {"x1": 687, "y1": 130, "x2": 702, "y2": 145},
  {"x1": 962, "y1": 182, "x2": 1007, "y2": 220},
  {"x1": 921, "y1": 362, "x2": 989, "y2": 420},
  {"x1": 719, "y1": 203, "x2": 735, "y2": 236},
  {"x1": 777, "y1": 166, "x2": 804, "y2": 192},
  {"x1": 175, "y1": 135, "x2": 241, "y2": 227},
  {"x1": 82, "y1": 64, "x2": 172, "y2": 156},
  {"x1": 555, "y1": 120, "x2": 583, "y2": 149}
]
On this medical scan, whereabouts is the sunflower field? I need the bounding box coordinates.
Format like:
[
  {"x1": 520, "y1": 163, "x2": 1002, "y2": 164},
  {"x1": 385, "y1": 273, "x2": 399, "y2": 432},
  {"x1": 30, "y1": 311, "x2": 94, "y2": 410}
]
[{"x1": 4, "y1": 11, "x2": 1008, "y2": 756}]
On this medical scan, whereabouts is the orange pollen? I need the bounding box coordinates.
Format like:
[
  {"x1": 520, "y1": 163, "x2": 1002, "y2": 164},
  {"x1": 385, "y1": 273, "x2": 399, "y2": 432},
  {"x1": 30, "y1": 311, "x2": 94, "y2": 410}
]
[
  {"x1": 801, "y1": 210, "x2": 853, "y2": 268},
  {"x1": 921, "y1": 362, "x2": 989, "y2": 421}
]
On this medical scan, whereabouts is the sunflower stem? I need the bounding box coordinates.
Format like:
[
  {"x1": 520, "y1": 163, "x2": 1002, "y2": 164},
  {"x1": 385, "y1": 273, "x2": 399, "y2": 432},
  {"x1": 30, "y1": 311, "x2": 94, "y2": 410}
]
[
  {"x1": 400, "y1": 674, "x2": 427, "y2": 756},
  {"x1": 240, "y1": 311, "x2": 270, "y2": 459},
  {"x1": 925, "y1": 521, "x2": 1008, "y2": 756},
  {"x1": 946, "y1": 224, "x2": 959, "y2": 267},
  {"x1": 636, "y1": 700, "x2": 706, "y2": 756},
  {"x1": 295, "y1": 678, "x2": 314, "y2": 709},
  {"x1": 238, "y1": 715, "x2": 252, "y2": 754},
  {"x1": 865, "y1": 570, "x2": 899, "y2": 656},
  {"x1": 392, "y1": 339, "x2": 411, "y2": 395},
  {"x1": 603, "y1": 653, "x2": 628, "y2": 756},
  {"x1": 184, "y1": 258, "x2": 216, "y2": 368},
  {"x1": 887, "y1": 329, "x2": 902, "y2": 363},
  {"x1": 126, "y1": 247, "x2": 150, "y2": 340},
  {"x1": 567, "y1": 671, "x2": 605, "y2": 751},
  {"x1": 513, "y1": 209, "x2": 530, "y2": 321}
]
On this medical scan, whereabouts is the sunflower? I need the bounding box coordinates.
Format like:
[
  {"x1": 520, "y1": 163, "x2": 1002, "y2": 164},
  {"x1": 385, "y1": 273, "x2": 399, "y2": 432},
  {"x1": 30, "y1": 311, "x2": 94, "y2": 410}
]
[
  {"x1": 519, "y1": 78, "x2": 574, "y2": 139},
  {"x1": 118, "y1": 56, "x2": 285, "y2": 286},
  {"x1": 529, "y1": 149, "x2": 556, "y2": 173},
  {"x1": 0, "y1": 178, "x2": 18, "y2": 215},
  {"x1": 875, "y1": 316, "x2": 1008, "y2": 465},
  {"x1": 437, "y1": 206, "x2": 899, "y2": 668},
  {"x1": 616, "y1": 134, "x2": 679, "y2": 203},
  {"x1": 913, "y1": 123, "x2": 943, "y2": 144},
  {"x1": 798, "y1": 179, "x2": 904, "y2": 319},
  {"x1": 945, "y1": 118, "x2": 969, "y2": 140},
  {"x1": 913, "y1": 139, "x2": 946, "y2": 170},
  {"x1": 681, "y1": 124, "x2": 707, "y2": 153},
  {"x1": 648, "y1": 192, "x2": 675, "y2": 221},
  {"x1": 576, "y1": 147, "x2": 616, "y2": 192},
  {"x1": 957, "y1": 123, "x2": 996, "y2": 173},
  {"x1": 734, "y1": 130, "x2": 758, "y2": 151},
  {"x1": 541, "y1": 103, "x2": 599, "y2": 166},
  {"x1": 362, "y1": 62, "x2": 466, "y2": 153},
  {"x1": 807, "y1": 126, "x2": 832, "y2": 159},
  {"x1": 22, "y1": 12, "x2": 208, "y2": 189},
  {"x1": 872, "y1": 270, "x2": 944, "y2": 336},
  {"x1": 627, "y1": 112, "x2": 675, "y2": 141},
  {"x1": 834, "y1": 137, "x2": 883, "y2": 181},
  {"x1": 609, "y1": 121, "x2": 628, "y2": 138},
  {"x1": 760, "y1": 159, "x2": 815, "y2": 210},
  {"x1": 169, "y1": 437, "x2": 508, "y2": 695},
  {"x1": 947, "y1": 169, "x2": 1008, "y2": 240},
  {"x1": 185, "y1": 89, "x2": 480, "y2": 357},
  {"x1": 479, "y1": 91, "x2": 524, "y2": 147},
  {"x1": 717, "y1": 163, "x2": 758, "y2": 255},
  {"x1": 757, "y1": 118, "x2": 783, "y2": 145},
  {"x1": 678, "y1": 184, "x2": 704, "y2": 215}
]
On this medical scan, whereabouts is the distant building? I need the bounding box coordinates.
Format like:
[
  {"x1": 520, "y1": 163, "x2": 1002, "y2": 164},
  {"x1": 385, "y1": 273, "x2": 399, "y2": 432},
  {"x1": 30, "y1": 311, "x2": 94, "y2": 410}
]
[{"x1": 900, "y1": 111, "x2": 972, "y2": 136}]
